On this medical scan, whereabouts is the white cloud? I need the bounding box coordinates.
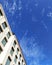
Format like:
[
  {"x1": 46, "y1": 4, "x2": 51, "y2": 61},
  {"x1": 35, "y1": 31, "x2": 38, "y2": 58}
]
[{"x1": 20, "y1": 31, "x2": 45, "y2": 65}]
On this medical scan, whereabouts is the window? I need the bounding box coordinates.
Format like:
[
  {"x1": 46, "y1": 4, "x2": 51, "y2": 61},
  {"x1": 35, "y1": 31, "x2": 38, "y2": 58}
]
[
  {"x1": 0, "y1": 46, "x2": 3, "y2": 54},
  {"x1": 20, "y1": 54, "x2": 22, "y2": 57},
  {"x1": 13, "y1": 41, "x2": 16, "y2": 47},
  {"x1": 0, "y1": 10, "x2": 3, "y2": 16},
  {"x1": 17, "y1": 48, "x2": 19, "y2": 51},
  {"x1": 15, "y1": 55, "x2": 18, "y2": 59},
  {"x1": 2, "y1": 37, "x2": 7, "y2": 46},
  {"x1": 18, "y1": 62, "x2": 20, "y2": 65},
  {"x1": 2, "y1": 22, "x2": 7, "y2": 29},
  {"x1": 5, "y1": 56, "x2": 11, "y2": 65},
  {"x1": 7, "y1": 32, "x2": 11, "y2": 39},
  {"x1": 19, "y1": 54, "x2": 21, "y2": 60},
  {"x1": 14, "y1": 55, "x2": 18, "y2": 63},
  {"x1": 16, "y1": 48, "x2": 19, "y2": 54},
  {"x1": 10, "y1": 47, "x2": 14, "y2": 56},
  {"x1": 0, "y1": 26, "x2": 3, "y2": 33},
  {"x1": 22, "y1": 59, "x2": 24, "y2": 63}
]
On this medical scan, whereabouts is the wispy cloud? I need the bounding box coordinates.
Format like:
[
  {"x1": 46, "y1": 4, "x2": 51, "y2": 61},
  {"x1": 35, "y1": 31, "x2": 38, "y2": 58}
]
[
  {"x1": 3, "y1": 0, "x2": 17, "y2": 15},
  {"x1": 41, "y1": 8, "x2": 45, "y2": 16},
  {"x1": 10, "y1": 21, "x2": 16, "y2": 29},
  {"x1": 3, "y1": 0, "x2": 22, "y2": 16},
  {"x1": 18, "y1": 0, "x2": 22, "y2": 11},
  {"x1": 47, "y1": 12, "x2": 52, "y2": 20},
  {"x1": 20, "y1": 31, "x2": 45, "y2": 65},
  {"x1": 41, "y1": 21, "x2": 48, "y2": 32}
]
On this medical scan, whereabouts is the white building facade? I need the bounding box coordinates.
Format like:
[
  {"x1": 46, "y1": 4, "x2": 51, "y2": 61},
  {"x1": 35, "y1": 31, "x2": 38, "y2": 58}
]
[{"x1": 0, "y1": 4, "x2": 26, "y2": 65}]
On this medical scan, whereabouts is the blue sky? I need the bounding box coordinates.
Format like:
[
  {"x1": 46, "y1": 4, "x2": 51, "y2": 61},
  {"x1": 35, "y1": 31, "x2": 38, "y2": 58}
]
[{"x1": 0, "y1": 0, "x2": 52, "y2": 65}]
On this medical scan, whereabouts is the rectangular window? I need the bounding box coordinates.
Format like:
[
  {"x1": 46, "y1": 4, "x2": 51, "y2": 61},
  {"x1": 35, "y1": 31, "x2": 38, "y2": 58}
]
[
  {"x1": 0, "y1": 10, "x2": 3, "y2": 16},
  {"x1": 10, "y1": 47, "x2": 14, "y2": 56},
  {"x1": 2, "y1": 22, "x2": 7, "y2": 29},
  {"x1": 5, "y1": 56, "x2": 11, "y2": 65},
  {"x1": 19, "y1": 54, "x2": 21, "y2": 60},
  {"x1": 0, "y1": 46, "x2": 3, "y2": 54},
  {"x1": 18, "y1": 62, "x2": 20, "y2": 65},
  {"x1": 7, "y1": 32, "x2": 11, "y2": 39},
  {"x1": 22, "y1": 59, "x2": 24, "y2": 63},
  {"x1": 13, "y1": 41, "x2": 16, "y2": 47},
  {"x1": 16, "y1": 48, "x2": 19, "y2": 54},
  {"x1": 0, "y1": 26, "x2": 3, "y2": 33},
  {"x1": 14, "y1": 55, "x2": 18, "y2": 63},
  {"x1": 2, "y1": 37, "x2": 7, "y2": 46}
]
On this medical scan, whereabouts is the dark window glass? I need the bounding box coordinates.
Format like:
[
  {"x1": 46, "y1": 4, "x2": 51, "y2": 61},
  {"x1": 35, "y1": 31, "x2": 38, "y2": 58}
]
[
  {"x1": 0, "y1": 10, "x2": 3, "y2": 16},
  {"x1": 14, "y1": 55, "x2": 18, "y2": 63},
  {"x1": 16, "y1": 48, "x2": 19, "y2": 54},
  {"x1": 22, "y1": 59, "x2": 24, "y2": 63},
  {"x1": 2, "y1": 22, "x2": 7, "y2": 29},
  {"x1": 0, "y1": 46, "x2": 3, "y2": 54},
  {"x1": 7, "y1": 32, "x2": 11, "y2": 39},
  {"x1": 18, "y1": 62, "x2": 20, "y2": 65},
  {"x1": 0, "y1": 26, "x2": 3, "y2": 33},
  {"x1": 10, "y1": 47, "x2": 14, "y2": 56},
  {"x1": 5, "y1": 56, "x2": 11, "y2": 65},
  {"x1": 2, "y1": 37, "x2": 7, "y2": 46},
  {"x1": 20, "y1": 54, "x2": 22, "y2": 57},
  {"x1": 17, "y1": 48, "x2": 19, "y2": 51},
  {"x1": 13, "y1": 41, "x2": 16, "y2": 47}
]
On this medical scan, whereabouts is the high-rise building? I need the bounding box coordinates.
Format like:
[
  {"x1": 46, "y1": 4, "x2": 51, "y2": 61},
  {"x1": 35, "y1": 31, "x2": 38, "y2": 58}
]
[{"x1": 0, "y1": 4, "x2": 26, "y2": 65}]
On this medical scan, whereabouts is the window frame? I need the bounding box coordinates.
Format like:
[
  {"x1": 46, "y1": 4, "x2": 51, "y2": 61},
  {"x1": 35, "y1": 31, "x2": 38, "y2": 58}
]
[
  {"x1": 7, "y1": 32, "x2": 11, "y2": 39},
  {"x1": 10, "y1": 47, "x2": 14, "y2": 56},
  {"x1": 2, "y1": 37, "x2": 7, "y2": 46},
  {"x1": 2, "y1": 22, "x2": 7, "y2": 29},
  {"x1": 5, "y1": 56, "x2": 11, "y2": 65}
]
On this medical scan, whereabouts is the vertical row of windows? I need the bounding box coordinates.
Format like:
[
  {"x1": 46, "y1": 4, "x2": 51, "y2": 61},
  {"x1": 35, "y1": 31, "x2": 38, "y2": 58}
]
[
  {"x1": 1, "y1": 22, "x2": 11, "y2": 46},
  {"x1": 5, "y1": 40, "x2": 25, "y2": 65},
  {"x1": 5, "y1": 55, "x2": 25, "y2": 65},
  {"x1": 1, "y1": 31, "x2": 11, "y2": 46}
]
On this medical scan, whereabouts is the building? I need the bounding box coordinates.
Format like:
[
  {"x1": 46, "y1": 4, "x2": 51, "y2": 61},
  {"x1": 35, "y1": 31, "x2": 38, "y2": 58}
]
[{"x1": 0, "y1": 4, "x2": 26, "y2": 65}]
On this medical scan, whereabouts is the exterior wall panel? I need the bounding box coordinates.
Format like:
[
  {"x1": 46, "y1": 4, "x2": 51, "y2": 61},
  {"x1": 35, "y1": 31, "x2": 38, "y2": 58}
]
[{"x1": 0, "y1": 4, "x2": 26, "y2": 65}]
